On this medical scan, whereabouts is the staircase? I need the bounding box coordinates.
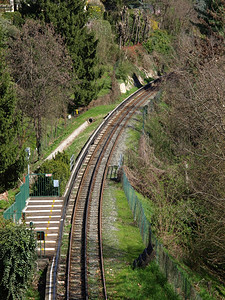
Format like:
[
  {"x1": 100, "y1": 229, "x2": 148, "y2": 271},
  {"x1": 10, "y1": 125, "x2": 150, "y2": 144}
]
[{"x1": 23, "y1": 197, "x2": 64, "y2": 257}]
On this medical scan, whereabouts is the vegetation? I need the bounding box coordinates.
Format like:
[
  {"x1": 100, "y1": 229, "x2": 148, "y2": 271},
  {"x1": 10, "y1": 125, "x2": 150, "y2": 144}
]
[
  {"x1": 38, "y1": 152, "x2": 70, "y2": 196},
  {"x1": 124, "y1": 0, "x2": 225, "y2": 297},
  {"x1": 0, "y1": 26, "x2": 25, "y2": 192},
  {"x1": 144, "y1": 29, "x2": 172, "y2": 55},
  {"x1": 20, "y1": 0, "x2": 99, "y2": 108},
  {"x1": 0, "y1": 218, "x2": 36, "y2": 299},
  {"x1": 195, "y1": 0, "x2": 225, "y2": 37},
  {"x1": 7, "y1": 19, "x2": 72, "y2": 158},
  {"x1": 0, "y1": 0, "x2": 224, "y2": 297}
]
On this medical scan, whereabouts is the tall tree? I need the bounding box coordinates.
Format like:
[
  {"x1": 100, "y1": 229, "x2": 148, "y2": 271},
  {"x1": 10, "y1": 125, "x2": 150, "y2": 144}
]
[
  {"x1": 20, "y1": 0, "x2": 99, "y2": 108},
  {"x1": 7, "y1": 19, "x2": 72, "y2": 158},
  {"x1": 0, "y1": 25, "x2": 25, "y2": 192}
]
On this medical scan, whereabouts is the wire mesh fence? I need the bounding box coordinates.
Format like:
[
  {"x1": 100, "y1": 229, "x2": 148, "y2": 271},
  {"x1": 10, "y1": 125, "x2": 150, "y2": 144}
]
[{"x1": 122, "y1": 169, "x2": 202, "y2": 300}]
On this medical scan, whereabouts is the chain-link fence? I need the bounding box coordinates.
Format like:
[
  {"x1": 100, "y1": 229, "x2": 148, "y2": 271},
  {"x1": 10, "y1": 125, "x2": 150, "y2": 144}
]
[{"x1": 122, "y1": 170, "x2": 202, "y2": 300}]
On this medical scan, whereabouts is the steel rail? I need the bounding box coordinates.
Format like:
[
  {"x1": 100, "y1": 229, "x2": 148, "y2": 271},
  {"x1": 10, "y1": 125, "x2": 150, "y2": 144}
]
[
  {"x1": 67, "y1": 92, "x2": 145, "y2": 298},
  {"x1": 49, "y1": 79, "x2": 160, "y2": 299},
  {"x1": 66, "y1": 90, "x2": 146, "y2": 299},
  {"x1": 97, "y1": 89, "x2": 157, "y2": 300},
  {"x1": 67, "y1": 88, "x2": 157, "y2": 299}
]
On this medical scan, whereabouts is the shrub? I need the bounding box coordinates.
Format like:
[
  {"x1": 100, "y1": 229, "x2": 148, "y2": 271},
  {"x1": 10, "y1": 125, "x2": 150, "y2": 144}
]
[
  {"x1": 87, "y1": 4, "x2": 104, "y2": 19},
  {"x1": 38, "y1": 152, "x2": 70, "y2": 196},
  {"x1": 0, "y1": 218, "x2": 36, "y2": 300},
  {"x1": 144, "y1": 30, "x2": 173, "y2": 55},
  {"x1": 115, "y1": 59, "x2": 135, "y2": 82}
]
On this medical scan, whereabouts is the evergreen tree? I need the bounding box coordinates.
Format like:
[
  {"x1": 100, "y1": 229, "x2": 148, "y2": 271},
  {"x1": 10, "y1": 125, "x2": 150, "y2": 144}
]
[
  {"x1": 0, "y1": 26, "x2": 25, "y2": 192},
  {"x1": 20, "y1": 0, "x2": 99, "y2": 108}
]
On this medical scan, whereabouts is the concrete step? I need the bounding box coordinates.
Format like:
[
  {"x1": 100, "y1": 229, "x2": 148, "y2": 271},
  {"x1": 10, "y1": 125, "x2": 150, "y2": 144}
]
[
  {"x1": 24, "y1": 196, "x2": 64, "y2": 258},
  {"x1": 28, "y1": 199, "x2": 63, "y2": 203},
  {"x1": 26, "y1": 215, "x2": 61, "y2": 219},
  {"x1": 25, "y1": 210, "x2": 62, "y2": 216}
]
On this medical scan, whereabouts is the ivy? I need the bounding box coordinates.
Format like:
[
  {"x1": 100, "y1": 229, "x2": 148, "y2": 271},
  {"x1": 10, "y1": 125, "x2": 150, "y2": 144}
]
[{"x1": 0, "y1": 219, "x2": 36, "y2": 299}]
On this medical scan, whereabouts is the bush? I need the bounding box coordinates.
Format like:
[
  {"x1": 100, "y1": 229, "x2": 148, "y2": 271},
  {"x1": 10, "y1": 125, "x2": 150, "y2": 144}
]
[
  {"x1": 2, "y1": 11, "x2": 24, "y2": 28},
  {"x1": 38, "y1": 152, "x2": 70, "y2": 196},
  {"x1": 0, "y1": 218, "x2": 36, "y2": 300},
  {"x1": 144, "y1": 30, "x2": 173, "y2": 55},
  {"x1": 87, "y1": 4, "x2": 104, "y2": 19},
  {"x1": 115, "y1": 59, "x2": 135, "y2": 82}
]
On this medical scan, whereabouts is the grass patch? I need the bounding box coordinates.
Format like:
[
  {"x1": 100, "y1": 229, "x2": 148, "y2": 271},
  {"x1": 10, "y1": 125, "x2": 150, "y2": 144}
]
[
  {"x1": 0, "y1": 188, "x2": 20, "y2": 215},
  {"x1": 135, "y1": 191, "x2": 155, "y2": 222},
  {"x1": 25, "y1": 267, "x2": 47, "y2": 300},
  {"x1": 115, "y1": 187, "x2": 144, "y2": 261},
  {"x1": 103, "y1": 182, "x2": 179, "y2": 299},
  {"x1": 25, "y1": 288, "x2": 40, "y2": 300}
]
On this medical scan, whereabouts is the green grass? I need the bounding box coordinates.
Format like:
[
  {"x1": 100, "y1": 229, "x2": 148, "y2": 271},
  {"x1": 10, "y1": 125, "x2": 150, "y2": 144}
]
[
  {"x1": 135, "y1": 191, "x2": 155, "y2": 222},
  {"x1": 25, "y1": 268, "x2": 46, "y2": 300},
  {"x1": 0, "y1": 188, "x2": 20, "y2": 215},
  {"x1": 96, "y1": 71, "x2": 112, "y2": 97},
  {"x1": 25, "y1": 287, "x2": 40, "y2": 300},
  {"x1": 103, "y1": 182, "x2": 180, "y2": 299},
  {"x1": 107, "y1": 263, "x2": 180, "y2": 300}
]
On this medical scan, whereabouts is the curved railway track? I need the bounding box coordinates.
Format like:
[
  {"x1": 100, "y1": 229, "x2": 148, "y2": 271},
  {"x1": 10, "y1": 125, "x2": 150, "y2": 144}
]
[{"x1": 48, "y1": 81, "x2": 160, "y2": 300}]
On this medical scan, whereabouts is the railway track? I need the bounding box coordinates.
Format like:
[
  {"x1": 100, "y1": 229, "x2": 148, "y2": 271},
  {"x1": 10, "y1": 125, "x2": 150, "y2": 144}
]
[{"x1": 47, "y1": 81, "x2": 159, "y2": 300}]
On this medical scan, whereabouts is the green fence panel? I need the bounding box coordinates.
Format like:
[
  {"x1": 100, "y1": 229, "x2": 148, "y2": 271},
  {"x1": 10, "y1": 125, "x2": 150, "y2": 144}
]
[
  {"x1": 122, "y1": 170, "x2": 201, "y2": 300},
  {"x1": 3, "y1": 173, "x2": 59, "y2": 222},
  {"x1": 3, "y1": 175, "x2": 29, "y2": 222},
  {"x1": 29, "y1": 174, "x2": 59, "y2": 197}
]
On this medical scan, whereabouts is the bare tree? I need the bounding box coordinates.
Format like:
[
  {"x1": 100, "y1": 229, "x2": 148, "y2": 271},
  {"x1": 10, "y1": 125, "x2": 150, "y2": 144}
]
[
  {"x1": 125, "y1": 13, "x2": 225, "y2": 281},
  {"x1": 8, "y1": 19, "x2": 72, "y2": 158},
  {"x1": 161, "y1": 42, "x2": 225, "y2": 279},
  {"x1": 116, "y1": 6, "x2": 151, "y2": 47}
]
